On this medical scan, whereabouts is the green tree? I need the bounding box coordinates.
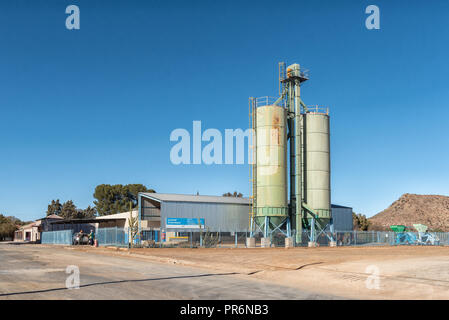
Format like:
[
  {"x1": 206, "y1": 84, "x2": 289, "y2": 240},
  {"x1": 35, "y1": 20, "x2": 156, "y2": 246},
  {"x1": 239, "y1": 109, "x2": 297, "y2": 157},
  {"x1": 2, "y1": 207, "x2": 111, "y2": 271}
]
[
  {"x1": 223, "y1": 191, "x2": 243, "y2": 197},
  {"x1": 81, "y1": 205, "x2": 97, "y2": 218},
  {"x1": 353, "y1": 212, "x2": 370, "y2": 231},
  {"x1": 46, "y1": 199, "x2": 62, "y2": 216},
  {"x1": 73, "y1": 206, "x2": 97, "y2": 219},
  {"x1": 0, "y1": 214, "x2": 19, "y2": 241},
  {"x1": 60, "y1": 200, "x2": 77, "y2": 220},
  {"x1": 93, "y1": 184, "x2": 155, "y2": 216},
  {"x1": 6, "y1": 216, "x2": 26, "y2": 226},
  {"x1": 127, "y1": 203, "x2": 138, "y2": 248}
]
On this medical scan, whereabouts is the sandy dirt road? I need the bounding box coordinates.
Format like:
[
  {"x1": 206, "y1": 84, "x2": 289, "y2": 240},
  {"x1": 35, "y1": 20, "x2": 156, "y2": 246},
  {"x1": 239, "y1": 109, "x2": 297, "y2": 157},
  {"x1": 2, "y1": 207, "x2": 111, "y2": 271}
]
[
  {"x1": 3, "y1": 243, "x2": 449, "y2": 300},
  {"x1": 0, "y1": 243, "x2": 335, "y2": 300},
  {"x1": 72, "y1": 245, "x2": 449, "y2": 299}
]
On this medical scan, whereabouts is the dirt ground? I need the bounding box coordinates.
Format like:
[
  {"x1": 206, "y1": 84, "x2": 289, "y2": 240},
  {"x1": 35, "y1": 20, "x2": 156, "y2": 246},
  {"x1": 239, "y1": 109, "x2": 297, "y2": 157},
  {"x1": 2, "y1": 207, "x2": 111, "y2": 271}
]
[
  {"x1": 72, "y1": 245, "x2": 449, "y2": 299},
  {"x1": 2, "y1": 244, "x2": 332, "y2": 299}
]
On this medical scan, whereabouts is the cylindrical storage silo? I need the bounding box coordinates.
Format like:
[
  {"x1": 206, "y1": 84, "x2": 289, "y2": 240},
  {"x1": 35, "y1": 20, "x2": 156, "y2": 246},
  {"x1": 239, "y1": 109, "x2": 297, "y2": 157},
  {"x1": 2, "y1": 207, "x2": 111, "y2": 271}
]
[
  {"x1": 255, "y1": 105, "x2": 288, "y2": 229},
  {"x1": 304, "y1": 112, "x2": 331, "y2": 222}
]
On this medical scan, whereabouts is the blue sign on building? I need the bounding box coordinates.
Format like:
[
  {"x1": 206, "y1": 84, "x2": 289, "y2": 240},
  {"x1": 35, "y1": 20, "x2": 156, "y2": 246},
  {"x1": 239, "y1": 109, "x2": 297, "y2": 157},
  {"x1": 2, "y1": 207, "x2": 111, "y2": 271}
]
[{"x1": 166, "y1": 218, "x2": 205, "y2": 229}]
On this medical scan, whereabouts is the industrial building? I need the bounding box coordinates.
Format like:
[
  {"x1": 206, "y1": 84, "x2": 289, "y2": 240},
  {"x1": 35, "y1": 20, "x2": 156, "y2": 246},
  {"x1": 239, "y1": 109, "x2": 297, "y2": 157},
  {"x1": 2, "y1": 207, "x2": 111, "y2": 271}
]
[
  {"x1": 34, "y1": 191, "x2": 351, "y2": 245},
  {"x1": 138, "y1": 193, "x2": 250, "y2": 232},
  {"x1": 37, "y1": 62, "x2": 350, "y2": 247},
  {"x1": 137, "y1": 192, "x2": 352, "y2": 235},
  {"x1": 248, "y1": 62, "x2": 336, "y2": 247},
  {"x1": 132, "y1": 61, "x2": 343, "y2": 246}
]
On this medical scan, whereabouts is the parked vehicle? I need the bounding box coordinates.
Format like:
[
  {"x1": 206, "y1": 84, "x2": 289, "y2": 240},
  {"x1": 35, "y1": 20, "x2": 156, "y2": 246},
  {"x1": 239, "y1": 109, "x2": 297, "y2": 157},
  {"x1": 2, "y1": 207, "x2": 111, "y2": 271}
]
[{"x1": 72, "y1": 232, "x2": 90, "y2": 245}]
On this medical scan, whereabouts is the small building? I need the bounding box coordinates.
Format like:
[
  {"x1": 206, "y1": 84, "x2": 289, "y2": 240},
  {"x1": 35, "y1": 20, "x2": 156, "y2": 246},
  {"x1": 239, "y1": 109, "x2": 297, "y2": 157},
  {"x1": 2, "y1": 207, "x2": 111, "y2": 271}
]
[
  {"x1": 14, "y1": 214, "x2": 64, "y2": 242},
  {"x1": 14, "y1": 222, "x2": 40, "y2": 242}
]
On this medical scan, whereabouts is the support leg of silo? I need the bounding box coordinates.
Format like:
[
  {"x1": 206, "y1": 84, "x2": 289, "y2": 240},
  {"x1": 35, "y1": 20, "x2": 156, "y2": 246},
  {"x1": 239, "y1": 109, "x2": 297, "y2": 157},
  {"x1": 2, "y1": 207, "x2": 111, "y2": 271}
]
[
  {"x1": 249, "y1": 211, "x2": 254, "y2": 238},
  {"x1": 308, "y1": 217, "x2": 317, "y2": 247},
  {"x1": 235, "y1": 231, "x2": 238, "y2": 248},
  {"x1": 246, "y1": 220, "x2": 256, "y2": 248},
  {"x1": 285, "y1": 217, "x2": 293, "y2": 248},
  {"x1": 295, "y1": 209, "x2": 302, "y2": 245},
  {"x1": 264, "y1": 216, "x2": 269, "y2": 238},
  {"x1": 329, "y1": 218, "x2": 336, "y2": 247},
  {"x1": 261, "y1": 216, "x2": 271, "y2": 248}
]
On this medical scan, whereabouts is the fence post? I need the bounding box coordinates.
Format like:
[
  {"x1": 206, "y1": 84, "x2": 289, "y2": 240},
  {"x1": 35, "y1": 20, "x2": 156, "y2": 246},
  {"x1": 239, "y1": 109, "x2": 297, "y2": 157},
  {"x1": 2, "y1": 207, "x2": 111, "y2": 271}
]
[
  {"x1": 235, "y1": 230, "x2": 238, "y2": 248},
  {"x1": 354, "y1": 230, "x2": 357, "y2": 246}
]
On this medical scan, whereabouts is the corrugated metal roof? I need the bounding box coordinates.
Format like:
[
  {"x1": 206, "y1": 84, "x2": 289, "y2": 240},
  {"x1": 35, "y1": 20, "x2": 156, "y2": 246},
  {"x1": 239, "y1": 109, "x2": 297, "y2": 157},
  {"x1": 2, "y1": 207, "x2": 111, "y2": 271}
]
[
  {"x1": 331, "y1": 204, "x2": 353, "y2": 210},
  {"x1": 37, "y1": 214, "x2": 64, "y2": 221},
  {"x1": 140, "y1": 193, "x2": 250, "y2": 205},
  {"x1": 96, "y1": 210, "x2": 138, "y2": 220},
  {"x1": 18, "y1": 222, "x2": 38, "y2": 230}
]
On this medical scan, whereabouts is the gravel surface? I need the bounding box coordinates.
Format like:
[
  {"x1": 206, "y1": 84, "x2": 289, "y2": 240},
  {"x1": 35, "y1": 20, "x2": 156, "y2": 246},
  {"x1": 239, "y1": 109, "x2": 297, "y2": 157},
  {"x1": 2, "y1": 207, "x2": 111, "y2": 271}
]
[{"x1": 0, "y1": 243, "x2": 336, "y2": 300}]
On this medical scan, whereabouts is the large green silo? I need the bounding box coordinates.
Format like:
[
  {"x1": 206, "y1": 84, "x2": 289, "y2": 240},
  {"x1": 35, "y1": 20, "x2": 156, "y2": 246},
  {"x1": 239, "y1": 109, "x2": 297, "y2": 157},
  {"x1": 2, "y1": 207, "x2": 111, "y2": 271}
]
[
  {"x1": 255, "y1": 105, "x2": 288, "y2": 229},
  {"x1": 303, "y1": 112, "x2": 331, "y2": 224}
]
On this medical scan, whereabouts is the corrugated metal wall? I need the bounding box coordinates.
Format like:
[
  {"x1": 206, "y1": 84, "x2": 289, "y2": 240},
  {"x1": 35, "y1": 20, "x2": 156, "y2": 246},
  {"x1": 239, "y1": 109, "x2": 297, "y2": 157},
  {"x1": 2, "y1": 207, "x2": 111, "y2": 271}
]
[
  {"x1": 155, "y1": 199, "x2": 352, "y2": 233},
  {"x1": 161, "y1": 201, "x2": 250, "y2": 232},
  {"x1": 331, "y1": 206, "x2": 353, "y2": 231},
  {"x1": 50, "y1": 222, "x2": 97, "y2": 233}
]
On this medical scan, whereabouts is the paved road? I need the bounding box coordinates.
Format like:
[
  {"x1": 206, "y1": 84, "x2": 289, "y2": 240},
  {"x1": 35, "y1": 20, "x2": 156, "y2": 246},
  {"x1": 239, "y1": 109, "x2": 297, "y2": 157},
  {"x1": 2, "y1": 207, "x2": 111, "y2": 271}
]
[{"x1": 0, "y1": 243, "x2": 337, "y2": 299}]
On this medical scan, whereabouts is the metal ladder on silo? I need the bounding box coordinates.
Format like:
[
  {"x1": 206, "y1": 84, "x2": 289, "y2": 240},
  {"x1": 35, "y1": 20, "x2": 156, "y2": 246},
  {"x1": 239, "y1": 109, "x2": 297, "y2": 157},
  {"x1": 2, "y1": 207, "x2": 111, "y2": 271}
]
[{"x1": 248, "y1": 97, "x2": 256, "y2": 235}]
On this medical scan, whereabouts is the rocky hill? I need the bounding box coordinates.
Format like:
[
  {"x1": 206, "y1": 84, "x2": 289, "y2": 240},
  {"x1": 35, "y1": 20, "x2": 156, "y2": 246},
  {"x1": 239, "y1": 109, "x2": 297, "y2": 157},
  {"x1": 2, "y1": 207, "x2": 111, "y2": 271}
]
[{"x1": 369, "y1": 193, "x2": 449, "y2": 231}]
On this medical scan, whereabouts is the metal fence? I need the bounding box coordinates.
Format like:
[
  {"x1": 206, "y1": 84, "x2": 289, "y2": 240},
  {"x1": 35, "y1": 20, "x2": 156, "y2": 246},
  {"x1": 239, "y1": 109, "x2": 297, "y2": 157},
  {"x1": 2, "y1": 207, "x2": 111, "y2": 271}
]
[
  {"x1": 42, "y1": 228, "x2": 449, "y2": 248},
  {"x1": 41, "y1": 229, "x2": 73, "y2": 245},
  {"x1": 330, "y1": 231, "x2": 449, "y2": 247},
  {"x1": 134, "y1": 229, "x2": 449, "y2": 248},
  {"x1": 141, "y1": 229, "x2": 159, "y2": 242},
  {"x1": 96, "y1": 227, "x2": 127, "y2": 247},
  {"x1": 137, "y1": 230, "x2": 251, "y2": 248}
]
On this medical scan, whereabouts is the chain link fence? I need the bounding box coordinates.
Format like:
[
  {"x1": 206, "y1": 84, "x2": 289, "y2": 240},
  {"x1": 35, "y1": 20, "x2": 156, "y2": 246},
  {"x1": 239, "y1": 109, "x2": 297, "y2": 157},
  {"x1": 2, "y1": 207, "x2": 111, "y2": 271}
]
[
  {"x1": 139, "y1": 230, "x2": 449, "y2": 248},
  {"x1": 41, "y1": 229, "x2": 73, "y2": 245},
  {"x1": 43, "y1": 227, "x2": 449, "y2": 248},
  {"x1": 96, "y1": 227, "x2": 127, "y2": 247}
]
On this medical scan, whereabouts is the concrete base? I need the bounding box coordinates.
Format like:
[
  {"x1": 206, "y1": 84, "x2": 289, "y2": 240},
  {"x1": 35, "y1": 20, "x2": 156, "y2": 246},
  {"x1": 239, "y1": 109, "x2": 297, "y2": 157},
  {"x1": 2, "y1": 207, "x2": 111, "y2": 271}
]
[
  {"x1": 246, "y1": 237, "x2": 256, "y2": 248},
  {"x1": 308, "y1": 241, "x2": 318, "y2": 247},
  {"x1": 329, "y1": 241, "x2": 337, "y2": 247},
  {"x1": 261, "y1": 237, "x2": 271, "y2": 248},
  {"x1": 285, "y1": 237, "x2": 294, "y2": 248}
]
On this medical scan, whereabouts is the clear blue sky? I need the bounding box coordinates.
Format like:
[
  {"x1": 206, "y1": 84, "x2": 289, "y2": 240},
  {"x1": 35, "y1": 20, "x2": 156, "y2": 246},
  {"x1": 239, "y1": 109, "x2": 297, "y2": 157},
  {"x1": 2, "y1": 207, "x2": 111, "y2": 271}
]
[{"x1": 1, "y1": 0, "x2": 448, "y2": 221}]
